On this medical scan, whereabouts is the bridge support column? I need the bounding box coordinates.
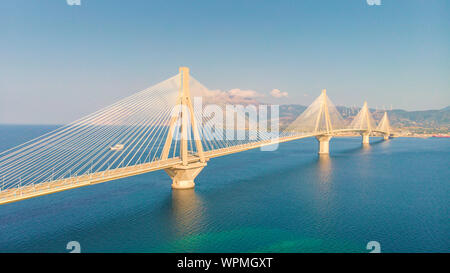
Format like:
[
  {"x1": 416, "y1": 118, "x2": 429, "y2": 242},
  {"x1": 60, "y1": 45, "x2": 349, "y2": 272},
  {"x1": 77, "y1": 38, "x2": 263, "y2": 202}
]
[
  {"x1": 165, "y1": 162, "x2": 207, "y2": 190},
  {"x1": 316, "y1": 135, "x2": 332, "y2": 154},
  {"x1": 361, "y1": 132, "x2": 370, "y2": 144},
  {"x1": 383, "y1": 134, "x2": 389, "y2": 141}
]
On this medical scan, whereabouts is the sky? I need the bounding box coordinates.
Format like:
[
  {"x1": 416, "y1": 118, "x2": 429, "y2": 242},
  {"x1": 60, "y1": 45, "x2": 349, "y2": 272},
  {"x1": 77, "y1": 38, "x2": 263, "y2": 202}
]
[{"x1": 0, "y1": 0, "x2": 449, "y2": 124}]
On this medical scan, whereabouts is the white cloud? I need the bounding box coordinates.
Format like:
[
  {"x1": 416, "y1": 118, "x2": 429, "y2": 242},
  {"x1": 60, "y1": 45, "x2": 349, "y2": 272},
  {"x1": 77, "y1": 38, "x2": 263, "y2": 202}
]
[
  {"x1": 228, "y1": 88, "x2": 264, "y2": 99},
  {"x1": 192, "y1": 88, "x2": 265, "y2": 105},
  {"x1": 270, "y1": 89, "x2": 288, "y2": 98}
]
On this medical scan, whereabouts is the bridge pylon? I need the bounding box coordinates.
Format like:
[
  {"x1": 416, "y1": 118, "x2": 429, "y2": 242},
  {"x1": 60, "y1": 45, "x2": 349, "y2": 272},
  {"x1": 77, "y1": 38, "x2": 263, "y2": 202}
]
[
  {"x1": 314, "y1": 89, "x2": 334, "y2": 134},
  {"x1": 315, "y1": 89, "x2": 334, "y2": 154},
  {"x1": 350, "y1": 101, "x2": 376, "y2": 144},
  {"x1": 285, "y1": 88, "x2": 346, "y2": 154},
  {"x1": 376, "y1": 112, "x2": 391, "y2": 140},
  {"x1": 162, "y1": 67, "x2": 207, "y2": 189},
  {"x1": 316, "y1": 135, "x2": 332, "y2": 154}
]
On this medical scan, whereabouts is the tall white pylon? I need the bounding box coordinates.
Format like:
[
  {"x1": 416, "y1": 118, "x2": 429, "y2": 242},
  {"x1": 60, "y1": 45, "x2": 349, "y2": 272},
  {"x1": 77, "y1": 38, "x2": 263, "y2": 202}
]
[
  {"x1": 314, "y1": 89, "x2": 333, "y2": 134},
  {"x1": 376, "y1": 112, "x2": 391, "y2": 135},
  {"x1": 161, "y1": 67, "x2": 205, "y2": 164},
  {"x1": 376, "y1": 112, "x2": 391, "y2": 140},
  {"x1": 162, "y1": 67, "x2": 207, "y2": 189},
  {"x1": 285, "y1": 89, "x2": 345, "y2": 134},
  {"x1": 350, "y1": 101, "x2": 377, "y2": 144},
  {"x1": 350, "y1": 101, "x2": 376, "y2": 132},
  {"x1": 314, "y1": 89, "x2": 333, "y2": 154},
  {"x1": 284, "y1": 88, "x2": 345, "y2": 154}
]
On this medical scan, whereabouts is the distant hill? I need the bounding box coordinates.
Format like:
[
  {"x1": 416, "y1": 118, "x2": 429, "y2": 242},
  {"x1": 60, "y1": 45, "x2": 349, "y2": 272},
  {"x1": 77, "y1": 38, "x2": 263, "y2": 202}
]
[
  {"x1": 279, "y1": 104, "x2": 450, "y2": 133},
  {"x1": 386, "y1": 108, "x2": 450, "y2": 127}
]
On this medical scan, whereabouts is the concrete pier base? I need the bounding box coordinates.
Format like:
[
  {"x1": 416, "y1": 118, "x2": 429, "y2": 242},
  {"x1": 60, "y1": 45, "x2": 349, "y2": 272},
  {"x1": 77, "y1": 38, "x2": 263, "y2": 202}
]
[
  {"x1": 361, "y1": 132, "x2": 370, "y2": 144},
  {"x1": 165, "y1": 162, "x2": 207, "y2": 189},
  {"x1": 383, "y1": 134, "x2": 389, "y2": 141},
  {"x1": 316, "y1": 135, "x2": 332, "y2": 154}
]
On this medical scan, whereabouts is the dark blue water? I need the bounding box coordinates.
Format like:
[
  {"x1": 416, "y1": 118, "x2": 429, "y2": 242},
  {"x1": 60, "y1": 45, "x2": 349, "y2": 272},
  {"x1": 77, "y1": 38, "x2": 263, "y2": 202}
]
[{"x1": 0, "y1": 125, "x2": 448, "y2": 253}]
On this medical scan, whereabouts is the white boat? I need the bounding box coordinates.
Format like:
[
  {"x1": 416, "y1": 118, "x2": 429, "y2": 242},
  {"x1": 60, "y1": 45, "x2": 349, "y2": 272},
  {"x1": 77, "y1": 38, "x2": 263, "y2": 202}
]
[{"x1": 110, "y1": 144, "x2": 124, "y2": 151}]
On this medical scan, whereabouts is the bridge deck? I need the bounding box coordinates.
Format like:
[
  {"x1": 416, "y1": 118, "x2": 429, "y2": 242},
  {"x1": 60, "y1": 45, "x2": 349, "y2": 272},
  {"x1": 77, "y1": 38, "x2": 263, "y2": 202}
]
[{"x1": 0, "y1": 157, "x2": 184, "y2": 205}]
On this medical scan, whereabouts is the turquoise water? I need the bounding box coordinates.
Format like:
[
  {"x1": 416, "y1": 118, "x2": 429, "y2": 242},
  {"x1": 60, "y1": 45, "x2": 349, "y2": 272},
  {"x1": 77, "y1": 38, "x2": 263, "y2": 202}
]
[{"x1": 0, "y1": 125, "x2": 448, "y2": 253}]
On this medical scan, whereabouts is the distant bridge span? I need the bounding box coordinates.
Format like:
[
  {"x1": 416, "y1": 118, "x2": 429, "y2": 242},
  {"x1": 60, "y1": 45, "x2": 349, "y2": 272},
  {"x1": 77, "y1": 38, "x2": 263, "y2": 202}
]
[{"x1": 0, "y1": 67, "x2": 393, "y2": 205}]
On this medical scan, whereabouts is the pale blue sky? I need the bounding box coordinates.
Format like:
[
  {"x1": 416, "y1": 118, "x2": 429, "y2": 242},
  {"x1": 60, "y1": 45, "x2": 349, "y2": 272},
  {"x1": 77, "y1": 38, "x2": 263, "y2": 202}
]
[{"x1": 0, "y1": 0, "x2": 449, "y2": 124}]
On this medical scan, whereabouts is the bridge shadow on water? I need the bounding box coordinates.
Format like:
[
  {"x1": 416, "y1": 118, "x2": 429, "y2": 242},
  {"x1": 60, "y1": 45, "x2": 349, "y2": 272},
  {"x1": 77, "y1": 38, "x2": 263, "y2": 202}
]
[{"x1": 333, "y1": 137, "x2": 387, "y2": 156}]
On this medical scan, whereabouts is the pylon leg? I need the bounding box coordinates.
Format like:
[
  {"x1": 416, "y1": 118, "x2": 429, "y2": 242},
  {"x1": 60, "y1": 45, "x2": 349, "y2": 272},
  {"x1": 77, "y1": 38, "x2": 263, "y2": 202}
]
[
  {"x1": 383, "y1": 134, "x2": 389, "y2": 141},
  {"x1": 361, "y1": 132, "x2": 370, "y2": 144},
  {"x1": 316, "y1": 135, "x2": 332, "y2": 154},
  {"x1": 165, "y1": 162, "x2": 207, "y2": 189}
]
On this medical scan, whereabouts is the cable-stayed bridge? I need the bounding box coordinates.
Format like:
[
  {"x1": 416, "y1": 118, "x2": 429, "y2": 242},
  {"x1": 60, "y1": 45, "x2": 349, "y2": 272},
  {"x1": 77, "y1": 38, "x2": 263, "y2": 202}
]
[{"x1": 0, "y1": 67, "x2": 393, "y2": 205}]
